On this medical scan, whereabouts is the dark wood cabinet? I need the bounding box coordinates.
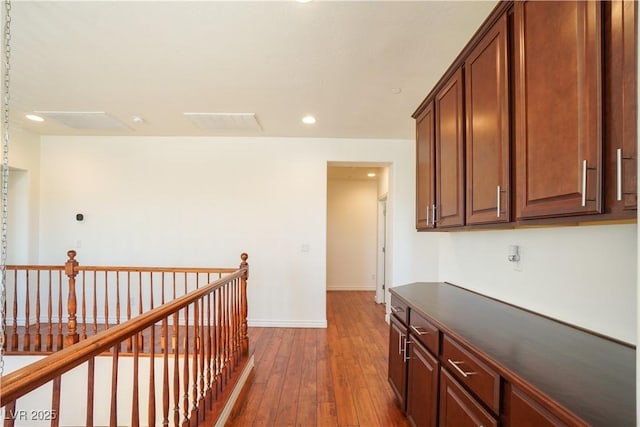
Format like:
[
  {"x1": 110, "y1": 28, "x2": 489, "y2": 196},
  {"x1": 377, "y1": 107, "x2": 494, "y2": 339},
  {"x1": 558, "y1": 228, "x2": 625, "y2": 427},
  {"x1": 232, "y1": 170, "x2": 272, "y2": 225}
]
[
  {"x1": 435, "y1": 67, "x2": 465, "y2": 228},
  {"x1": 604, "y1": 0, "x2": 637, "y2": 216},
  {"x1": 514, "y1": 0, "x2": 603, "y2": 219},
  {"x1": 416, "y1": 101, "x2": 436, "y2": 230},
  {"x1": 390, "y1": 283, "x2": 635, "y2": 427},
  {"x1": 439, "y1": 369, "x2": 497, "y2": 427},
  {"x1": 507, "y1": 385, "x2": 587, "y2": 427},
  {"x1": 389, "y1": 313, "x2": 408, "y2": 411},
  {"x1": 406, "y1": 338, "x2": 439, "y2": 427},
  {"x1": 414, "y1": 0, "x2": 636, "y2": 229},
  {"x1": 465, "y1": 13, "x2": 510, "y2": 225}
]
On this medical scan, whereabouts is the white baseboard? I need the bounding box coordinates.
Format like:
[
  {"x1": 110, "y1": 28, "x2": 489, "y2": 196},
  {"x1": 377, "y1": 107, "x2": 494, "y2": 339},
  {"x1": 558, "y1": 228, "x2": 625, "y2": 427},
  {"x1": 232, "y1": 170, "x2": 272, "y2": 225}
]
[
  {"x1": 215, "y1": 354, "x2": 254, "y2": 427},
  {"x1": 326, "y1": 285, "x2": 376, "y2": 291},
  {"x1": 247, "y1": 319, "x2": 327, "y2": 328}
]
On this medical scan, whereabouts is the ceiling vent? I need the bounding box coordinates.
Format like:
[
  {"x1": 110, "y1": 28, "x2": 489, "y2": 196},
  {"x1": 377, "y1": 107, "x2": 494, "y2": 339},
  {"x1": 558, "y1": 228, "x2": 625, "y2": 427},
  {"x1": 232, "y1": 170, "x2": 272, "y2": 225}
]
[
  {"x1": 184, "y1": 113, "x2": 262, "y2": 132},
  {"x1": 35, "y1": 111, "x2": 130, "y2": 130}
]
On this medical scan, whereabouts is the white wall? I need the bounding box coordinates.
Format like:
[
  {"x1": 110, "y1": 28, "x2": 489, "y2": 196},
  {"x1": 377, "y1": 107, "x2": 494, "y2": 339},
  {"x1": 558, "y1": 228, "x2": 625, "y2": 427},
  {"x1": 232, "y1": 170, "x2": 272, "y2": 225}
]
[
  {"x1": 326, "y1": 177, "x2": 378, "y2": 290},
  {"x1": 438, "y1": 224, "x2": 637, "y2": 344},
  {"x1": 8, "y1": 127, "x2": 40, "y2": 263},
  {"x1": 37, "y1": 135, "x2": 429, "y2": 328}
]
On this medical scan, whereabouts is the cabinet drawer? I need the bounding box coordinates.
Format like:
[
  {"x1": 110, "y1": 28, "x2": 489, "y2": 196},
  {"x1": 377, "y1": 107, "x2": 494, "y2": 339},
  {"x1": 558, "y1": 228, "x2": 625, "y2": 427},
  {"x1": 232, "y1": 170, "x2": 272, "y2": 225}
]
[
  {"x1": 442, "y1": 335, "x2": 500, "y2": 413},
  {"x1": 390, "y1": 295, "x2": 409, "y2": 325},
  {"x1": 409, "y1": 309, "x2": 439, "y2": 355}
]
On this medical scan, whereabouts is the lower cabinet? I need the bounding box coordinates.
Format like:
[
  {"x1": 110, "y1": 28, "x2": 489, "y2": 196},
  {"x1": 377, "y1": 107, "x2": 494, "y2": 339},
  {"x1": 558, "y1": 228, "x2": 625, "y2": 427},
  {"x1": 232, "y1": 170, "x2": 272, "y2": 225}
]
[
  {"x1": 439, "y1": 369, "x2": 498, "y2": 427},
  {"x1": 406, "y1": 338, "x2": 439, "y2": 427},
  {"x1": 389, "y1": 283, "x2": 635, "y2": 426},
  {"x1": 388, "y1": 314, "x2": 408, "y2": 411}
]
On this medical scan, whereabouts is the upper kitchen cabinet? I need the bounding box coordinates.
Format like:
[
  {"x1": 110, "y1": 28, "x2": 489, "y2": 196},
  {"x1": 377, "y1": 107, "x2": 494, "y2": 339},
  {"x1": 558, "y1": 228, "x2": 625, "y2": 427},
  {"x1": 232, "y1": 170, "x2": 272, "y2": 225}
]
[
  {"x1": 604, "y1": 0, "x2": 637, "y2": 216},
  {"x1": 514, "y1": 1, "x2": 603, "y2": 220},
  {"x1": 416, "y1": 101, "x2": 436, "y2": 230},
  {"x1": 465, "y1": 13, "x2": 510, "y2": 225},
  {"x1": 435, "y1": 67, "x2": 466, "y2": 228}
]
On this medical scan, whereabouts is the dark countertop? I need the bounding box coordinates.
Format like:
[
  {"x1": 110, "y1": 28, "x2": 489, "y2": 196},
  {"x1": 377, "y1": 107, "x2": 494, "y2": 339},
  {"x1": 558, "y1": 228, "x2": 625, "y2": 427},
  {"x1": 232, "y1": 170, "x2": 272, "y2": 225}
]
[{"x1": 390, "y1": 282, "x2": 636, "y2": 427}]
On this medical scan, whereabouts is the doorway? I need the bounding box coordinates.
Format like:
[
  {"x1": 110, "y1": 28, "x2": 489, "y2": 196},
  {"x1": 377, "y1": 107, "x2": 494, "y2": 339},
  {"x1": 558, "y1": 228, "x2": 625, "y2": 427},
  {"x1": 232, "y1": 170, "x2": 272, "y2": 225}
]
[
  {"x1": 376, "y1": 196, "x2": 387, "y2": 304},
  {"x1": 326, "y1": 163, "x2": 390, "y2": 300}
]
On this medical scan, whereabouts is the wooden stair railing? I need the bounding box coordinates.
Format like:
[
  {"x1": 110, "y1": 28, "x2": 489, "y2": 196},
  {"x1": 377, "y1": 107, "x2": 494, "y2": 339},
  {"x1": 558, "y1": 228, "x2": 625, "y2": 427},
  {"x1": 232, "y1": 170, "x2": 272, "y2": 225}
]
[
  {"x1": 1, "y1": 253, "x2": 250, "y2": 427},
  {"x1": 4, "y1": 251, "x2": 240, "y2": 353}
]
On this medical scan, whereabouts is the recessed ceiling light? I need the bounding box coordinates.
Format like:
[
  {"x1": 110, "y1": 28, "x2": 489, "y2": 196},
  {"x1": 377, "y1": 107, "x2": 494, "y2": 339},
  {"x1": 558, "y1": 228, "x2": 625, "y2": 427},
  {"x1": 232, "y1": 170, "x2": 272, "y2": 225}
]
[
  {"x1": 302, "y1": 115, "x2": 316, "y2": 125},
  {"x1": 391, "y1": 88, "x2": 402, "y2": 94},
  {"x1": 368, "y1": 172, "x2": 377, "y2": 177},
  {"x1": 25, "y1": 114, "x2": 44, "y2": 122},
  {"x1": 296, "y1": 0, "x2": 313, "y2": 3},
  {"x1": 132, "y1": 116, "x2": 144, "y2": 124}
]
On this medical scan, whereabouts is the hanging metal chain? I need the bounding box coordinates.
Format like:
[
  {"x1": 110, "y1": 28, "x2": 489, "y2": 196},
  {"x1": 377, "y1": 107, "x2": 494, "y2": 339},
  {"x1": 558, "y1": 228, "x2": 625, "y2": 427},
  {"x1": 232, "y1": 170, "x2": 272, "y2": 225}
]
[{"x1": 0, "y1": 0, "x2": 11, "y2": 376}]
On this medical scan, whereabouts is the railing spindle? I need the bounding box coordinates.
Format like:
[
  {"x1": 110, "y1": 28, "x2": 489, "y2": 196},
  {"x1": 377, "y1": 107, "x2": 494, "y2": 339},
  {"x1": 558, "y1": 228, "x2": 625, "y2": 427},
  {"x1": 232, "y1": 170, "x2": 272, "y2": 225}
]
[
  {"x1": 110, "y1": 345, "x2": 119, "y2": 427},
  {"x1": 35, "y1": 271, "x2": 41, "y2": 351},
  {"x1": 51, "y1": 376, "x2": 61, "y2": 427},
  {"x1": 131, "y1": 332, "x2": 140, "y2": 427},
  {"x1": 149, "y1": 323, "x2": 156, "y2": 427},
  {"x1": 46, "y1": 270, "x2": 53, "y2": 351},
  {"x1": 182, "y1": 305, "x2": 190, "y2": 427},
  {"x1": 92, "y1": 271, "x2": 98, "y2": 337},
  {"x1": 191, "y1": 300, "x2": 199, "y2": 425},
  {"x1": 23, "y1": 272, "x2": 30, "y2": 351},
  {"x1": 10, "y1": 270, "x2": 17, "y2": 350},
  {"x1": 104, "y1": 271, "x2": 109, "y2": 331},
  {"x1": 86, "y1": 357, "x2": 95, "y2": 427},
  {"x1": 173, "y1": 310, "x2": 180, "y2": 427},
  {"x1": 57, "y1": 270, "x2": 63, "y2": 350},
  {"x1": 3, "y1": 400, "x2": 15, "y2": 427},
  {"x1": 127, "y1": 272, "x2": 132, "y2": 352},
  {"x1": 65, "y1": 250, "x2": 79, "y2": 345},
  {"x1": 162, "y1": 317, "x2": 170, "y2": 427}
]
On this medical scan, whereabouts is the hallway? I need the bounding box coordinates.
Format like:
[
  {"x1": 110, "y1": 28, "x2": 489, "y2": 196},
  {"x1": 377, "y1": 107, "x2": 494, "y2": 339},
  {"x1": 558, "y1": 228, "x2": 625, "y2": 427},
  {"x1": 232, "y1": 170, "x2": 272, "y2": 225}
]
[{"x1": 227, "y1": 291, "x2": 409, "y2": 426}]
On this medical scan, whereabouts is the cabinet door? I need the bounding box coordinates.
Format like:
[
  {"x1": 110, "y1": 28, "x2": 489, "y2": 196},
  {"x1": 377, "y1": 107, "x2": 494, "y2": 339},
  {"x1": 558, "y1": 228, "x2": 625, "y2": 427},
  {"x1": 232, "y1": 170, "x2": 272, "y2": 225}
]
[
  {"x1": 439, "y1": 369, "x2": 497, "y2": 427},
  {"x1": 514, "y1": 1, "x2": 602, "y2": 219},
  {"x1": 465, "y1": 13, "x2": 510, "y2": 225},
  {"x1": 389, "y1": 315, "x2": 408, "y2": 411},
  {"x1": 604, "y1": 0, "x2": 637, "y2": 215},
  {"x1": 416, "y1": 101, "x2": 436, "y2": 230},
  {"x1": 407, "y1": 339, "x2": 439, "y2": 427},
  {"x1": 508, "y1": 385, "x2": 587, "y2": 427},
  {"x1": 435, "y1": 68, "x2": 465, "y2": 228}
]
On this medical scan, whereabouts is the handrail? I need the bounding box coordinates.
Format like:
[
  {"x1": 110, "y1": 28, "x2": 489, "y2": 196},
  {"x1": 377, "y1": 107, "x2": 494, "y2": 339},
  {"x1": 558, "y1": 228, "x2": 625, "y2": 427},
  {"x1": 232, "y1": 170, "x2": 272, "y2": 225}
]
[
  {"x1": 1, "y1": 268, "x2": 245, "y2": 405},
  {"x1": 1, "y1": 252, "x2": 250, "y2": 426},
  {"x1": 4, "y1": 250, "x2": 243, "y2": 352}
]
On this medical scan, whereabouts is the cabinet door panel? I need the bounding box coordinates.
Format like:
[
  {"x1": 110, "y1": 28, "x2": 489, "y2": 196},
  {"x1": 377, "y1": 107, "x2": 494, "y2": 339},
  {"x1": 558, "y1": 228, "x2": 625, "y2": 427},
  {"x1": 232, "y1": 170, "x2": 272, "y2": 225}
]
[
  {"x1": 515, "y1": 1, "x2": 602, "y2": 219},
  {"x1": 465, "y1": 14, "x2": 510, "y2": 224},
  {"x1": 416, "y1": 101, "x2": 436, "y2": 229},
  {"x1": 604, "y1": 0, "x2": 637, "y2": 214},
  {"x1": 439, "y1": 369, "x2": 497, "y2": 427},
  {"x1": 407, "y1": 339, "x2": 439, "y2": 427},
  {"x1": 435, "y1": 68, "x2": 465, "y2": 228},
  {"x1": 389, "y1": 315, "x2": 408, "y2": 411},
  {"x1": 508, "y1": 385, "x2": 587, "y2": 427}
]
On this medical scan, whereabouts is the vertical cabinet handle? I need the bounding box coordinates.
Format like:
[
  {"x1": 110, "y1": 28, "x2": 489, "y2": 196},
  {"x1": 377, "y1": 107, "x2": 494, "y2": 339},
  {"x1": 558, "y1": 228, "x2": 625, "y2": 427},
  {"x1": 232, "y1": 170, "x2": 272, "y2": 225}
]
[
  {"x1": 582, "y1": 160, "x2": 587, "y2": 207},
  {"x1": 432, "y1": 204, "x2": 437, "y2": 225},
  {"x1": 403, "y1": 338, "x2": 411, "y2": 362},
  {"x1": 426, "y1": 205, "x2": 429, "y2": 226},
  {"x1": 617, "y1": 148, "x2": 623, "y2": 201},
  {"x1": 399, "y1": 333, "x2": 404, "y2": 355},
  {"x1": 496, "y1": 185, "x2": 501, "y2": 218},
  {"x1": 581, "y1": 160, "x2": 596, "y2": 207}
]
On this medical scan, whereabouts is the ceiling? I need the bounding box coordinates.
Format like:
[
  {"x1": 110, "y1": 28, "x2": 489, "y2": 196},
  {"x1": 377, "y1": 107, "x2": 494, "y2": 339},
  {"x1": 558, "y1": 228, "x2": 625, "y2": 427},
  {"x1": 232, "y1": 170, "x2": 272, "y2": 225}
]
[{"x1": 8, "y1": 0, "x2": 498, "y2": 140}]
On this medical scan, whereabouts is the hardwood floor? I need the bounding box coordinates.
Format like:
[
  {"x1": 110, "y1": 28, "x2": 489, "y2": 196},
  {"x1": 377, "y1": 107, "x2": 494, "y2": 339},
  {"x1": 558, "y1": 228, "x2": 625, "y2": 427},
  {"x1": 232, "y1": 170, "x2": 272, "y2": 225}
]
[{"x1": 227, "y1": 291, "x2": 409, "y2": 427}]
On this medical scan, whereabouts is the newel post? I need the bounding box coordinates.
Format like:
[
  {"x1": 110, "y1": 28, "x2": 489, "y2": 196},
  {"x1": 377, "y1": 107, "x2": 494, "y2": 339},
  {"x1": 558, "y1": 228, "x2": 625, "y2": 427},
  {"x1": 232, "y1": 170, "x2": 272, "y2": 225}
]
[
  {"x1": 240, "y1": 252, "x2": 249, "y2": 355},
  {"x1": 65, "y1": 250, "x2": 80, "y2": 346}
]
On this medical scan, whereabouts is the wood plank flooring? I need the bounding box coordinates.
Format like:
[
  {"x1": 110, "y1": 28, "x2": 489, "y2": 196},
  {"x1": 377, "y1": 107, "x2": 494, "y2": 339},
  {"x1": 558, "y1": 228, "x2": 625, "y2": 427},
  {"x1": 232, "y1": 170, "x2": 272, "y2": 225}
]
[{"x1": 227, "y1": 291, "x2": 409, "y2": 427}]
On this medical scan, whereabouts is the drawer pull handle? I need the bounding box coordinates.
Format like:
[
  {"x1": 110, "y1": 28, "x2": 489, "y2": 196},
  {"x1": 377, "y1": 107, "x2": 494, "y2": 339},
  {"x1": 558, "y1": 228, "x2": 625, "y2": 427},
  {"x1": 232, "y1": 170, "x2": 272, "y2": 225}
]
[
  {"x1": 410, "y1": 325, "x2": 430, "y2": 336},
  {"x1": 447, "y1": 359, "x2": 477, "y2": 378},
  {"x1": 391, "y1": 305, "x2": 404, "y2": 314}
]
